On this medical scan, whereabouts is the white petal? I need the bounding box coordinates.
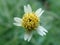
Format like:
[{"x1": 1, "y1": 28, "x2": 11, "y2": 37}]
[
  {"x1": 27, "y1": 4, "x2": 32, "y2": 13},
  {"x1": 35, "y1": 8, "x2": 42, "y2": 17},
  {"x1": 37, "y1": 29, "x2": 44, "y2": 36},
  {"x1": 36, "y1": 26, "x2": 48, "y2": 36},
  {"x1": 24, "y1": 33, "x2": 32, "y2": 42},
  {"x1": 13, "y1": 23, "x2": 21, "y2": 26},
  {"x1": 14, "y1": 17, "x2": 22, "y2": 23},
  {"x1": 24, "y1": 4, "x2": 32, "y2": 13},
  {"x1": 35, "y1": 8, "x2": 44, "y2": 17},
  {"x1": 24, "y1": 33, "x2": 29, "y2": 41},
  {"x1": 24, "y1": 5, "x2": 28, "y2": 13},
  {"x1": 39, "y1": 10, "x2": 44, "y2": 17},
  {"x1": 28, "y1": 33, "x2": 32, "y2": 42},
  {"x1": 40, "y1": 26, "x2": 48, "y2": 33},
  {"x1": 14, "y1": 17, "x2": 22, "y2": 26},
  {"x1": 40, "y1": 30, "x2": 46, "y2": 35},
  {"x1": 35, "y1": 8, "x2": 42, "y2": 15}
]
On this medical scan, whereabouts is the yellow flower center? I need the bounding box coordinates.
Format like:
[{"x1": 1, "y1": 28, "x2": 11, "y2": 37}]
[{"x1": 22, "y1": 13, "x2": 39, "y2": 31}]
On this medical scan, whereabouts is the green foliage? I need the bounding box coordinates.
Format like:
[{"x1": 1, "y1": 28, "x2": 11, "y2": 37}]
[{"x1": 0, "y1": 0, "x2": 60, "y2": 45}]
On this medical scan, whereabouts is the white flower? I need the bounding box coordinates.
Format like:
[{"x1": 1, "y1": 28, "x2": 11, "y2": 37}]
[{"x1": 13, "y1": 4, "x2": 48, "y2": 42}]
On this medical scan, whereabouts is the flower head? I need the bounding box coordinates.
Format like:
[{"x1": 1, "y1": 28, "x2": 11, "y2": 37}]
[{"x1": 13, "y1": 4, "x2": 48, "y2": 42}]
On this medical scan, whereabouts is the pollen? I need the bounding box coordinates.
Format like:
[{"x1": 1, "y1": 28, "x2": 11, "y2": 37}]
[{"x1": 22, "y1": 13, "x2": 39, "y2": 31}]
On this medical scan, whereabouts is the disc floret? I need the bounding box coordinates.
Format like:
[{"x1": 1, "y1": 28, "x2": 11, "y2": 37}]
[{"x1": 22, "y1": 13, "x2": 39, "y2": 31}]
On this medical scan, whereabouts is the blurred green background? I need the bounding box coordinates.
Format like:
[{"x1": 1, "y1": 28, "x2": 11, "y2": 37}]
[{"x1": 0, "y1": 0, "x2": 60, "y2": 45}]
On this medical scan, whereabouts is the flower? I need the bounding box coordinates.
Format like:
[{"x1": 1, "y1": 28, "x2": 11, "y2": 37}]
[{"x1": 13, "y1": 4, "x2": 48, "y2": 42}]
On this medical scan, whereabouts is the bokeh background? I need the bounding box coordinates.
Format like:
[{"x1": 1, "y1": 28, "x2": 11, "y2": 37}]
[{"x1": 0, "y1": 0, "x2": 60, "y2": 45}]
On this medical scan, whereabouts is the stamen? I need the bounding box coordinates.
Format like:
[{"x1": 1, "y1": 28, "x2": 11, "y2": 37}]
[{"x1": 22, "y1": 13, "x2": 39, "y2": 31}]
